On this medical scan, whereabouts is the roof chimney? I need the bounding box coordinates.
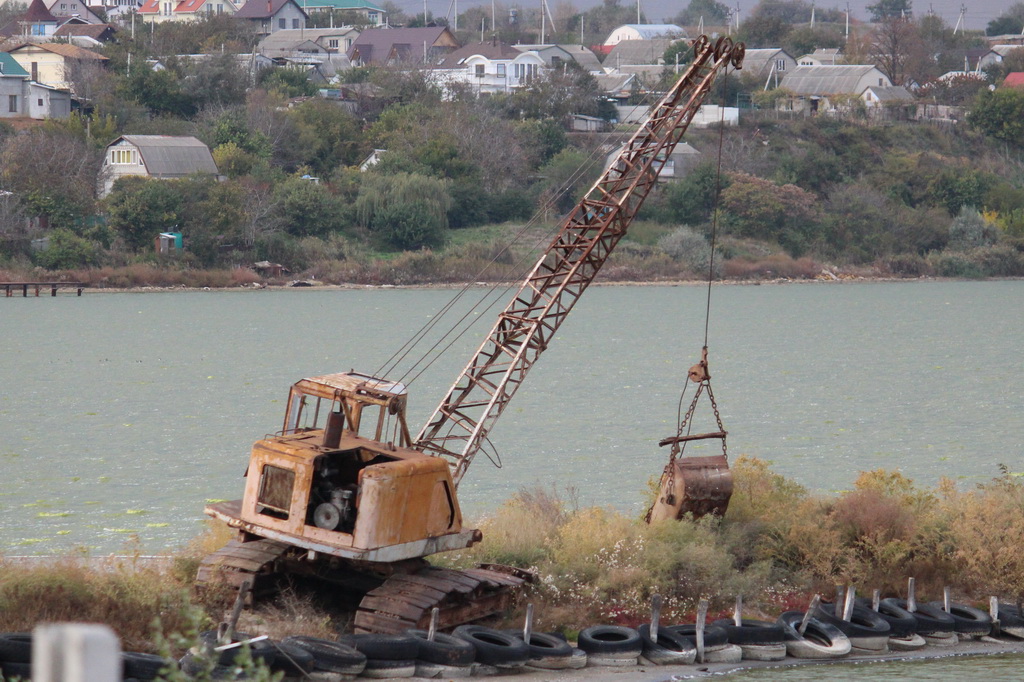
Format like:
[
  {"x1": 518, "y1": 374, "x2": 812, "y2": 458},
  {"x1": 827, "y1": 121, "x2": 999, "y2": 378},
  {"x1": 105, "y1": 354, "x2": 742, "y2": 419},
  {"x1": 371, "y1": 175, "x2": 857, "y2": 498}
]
[{"x1": 267, "y1": 0, "x2": 271, "y2": 13}]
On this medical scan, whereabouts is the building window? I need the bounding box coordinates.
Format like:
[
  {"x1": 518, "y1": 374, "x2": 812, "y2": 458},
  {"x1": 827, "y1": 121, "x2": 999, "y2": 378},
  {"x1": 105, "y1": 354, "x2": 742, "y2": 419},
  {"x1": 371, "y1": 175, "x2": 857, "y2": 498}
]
[
  {"x1": 278, "y1": 18, "x2": 286, "y2": 28},
  {"x1": 8, "y1": 95, "x2": 16, "y2": 113},
  {"x1": 475, "y1": 63, "x2": 484, "y2": 77},
  {"x1": 496, "y1": 63, "x2": 505, "y2": 77},
  {"x1": 110, "y1": 149, "x2": 134, "y2": 164},
  {"x1": 776, "y1": 59, "x2": 786, "y2": 71},
  {"x1": 368, "y1": 11, "x2": 378, "y2": 23},
  {"x1": 292, "y1": 18, "x2": 299, "y2": 28},
  {"x1": 60, "y1": 3, "x2": 67, "y2": 8},
  {"x1": 879, "y1": 78, "x2": 884, "y2": 86},
  {"x1": 37, "y1": 98, "x2": 43, "y2": 106},
  {"x1": 328, "y1": 38, "x2": 339, "y2": 48}
]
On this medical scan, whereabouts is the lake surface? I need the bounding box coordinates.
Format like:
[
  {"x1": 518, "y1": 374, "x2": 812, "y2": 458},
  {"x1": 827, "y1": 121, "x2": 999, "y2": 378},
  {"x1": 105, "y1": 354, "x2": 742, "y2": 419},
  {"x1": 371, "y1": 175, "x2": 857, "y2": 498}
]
[{"x1": 2, "y1": 280, "x2": 1022, "y2": 554}]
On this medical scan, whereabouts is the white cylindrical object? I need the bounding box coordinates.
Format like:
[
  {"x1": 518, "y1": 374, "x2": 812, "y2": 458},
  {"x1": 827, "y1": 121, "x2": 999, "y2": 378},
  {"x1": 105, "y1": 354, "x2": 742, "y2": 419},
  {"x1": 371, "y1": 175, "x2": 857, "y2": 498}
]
[{"x1": 33, "y1": 623, "x2": 121, "y2": 682}]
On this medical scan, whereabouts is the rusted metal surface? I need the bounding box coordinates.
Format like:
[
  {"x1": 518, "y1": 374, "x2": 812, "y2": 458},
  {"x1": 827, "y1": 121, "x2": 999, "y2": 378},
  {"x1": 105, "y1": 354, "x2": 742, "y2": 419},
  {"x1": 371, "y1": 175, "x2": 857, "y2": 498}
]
[
  {"x1": 195, "y1": 537, "x2": 290, "y2": 593},
  {"x1": 353, "y1": 565, "x2": 530, "y2": 634},
  {"x1": 648, "y1": 455, "x2": 734, "y2": 521},
  {"x1": 415, "y1": 36, "x2": 746, "y2": 485}
]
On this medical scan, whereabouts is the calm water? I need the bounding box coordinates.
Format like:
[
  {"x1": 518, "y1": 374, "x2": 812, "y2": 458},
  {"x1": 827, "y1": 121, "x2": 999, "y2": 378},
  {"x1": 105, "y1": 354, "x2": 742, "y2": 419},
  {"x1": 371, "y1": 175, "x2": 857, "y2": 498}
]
[{"x1": 2, "y1": 281, "x2": 1022, "y2": 554}]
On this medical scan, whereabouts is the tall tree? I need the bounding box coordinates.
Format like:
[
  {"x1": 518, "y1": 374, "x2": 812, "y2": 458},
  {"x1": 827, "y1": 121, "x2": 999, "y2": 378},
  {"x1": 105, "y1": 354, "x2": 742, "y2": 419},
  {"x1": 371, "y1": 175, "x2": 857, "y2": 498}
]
[
  {"x1": 675, "y1": 0, "x2": 730, "y2": 26},
  {"x1": 870, "y1": 16, "x2": 918, "y2": 85},
  {"x1": 986, "y1": 2, "x2": 1024, "y2": 36},
  {"x1": 867, "y1": 0, "x2": 912, "y2": 21}
]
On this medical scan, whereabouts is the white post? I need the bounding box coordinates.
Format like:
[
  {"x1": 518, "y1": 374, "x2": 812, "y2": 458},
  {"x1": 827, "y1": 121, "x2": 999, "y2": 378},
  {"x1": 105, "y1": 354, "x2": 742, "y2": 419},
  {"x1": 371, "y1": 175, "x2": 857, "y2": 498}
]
[
  {"x1": 907, "y1": 577, "x2": 917, "y2": 613},
  {"x1": 695, "y1": 599, "x2": 709, "y2": 663},
  {"x1": 523, "y1": 603, "x2": 534, "y2": 642},
  {"x1": 798, "y1": 595, "x2": 821, "y2": 635},
  {"x1": 872, "y1": 589, "x2": 881, "y2": 612},
  {"x1": 842, "y1": 586, "x2": 856, "y2": 622},
  {"x1": 34, "y1": 624, "x2": 121, "y2": 682},
  {"x1": 943, "y1": 586, "x2": 951, "y2": 613},
  {"x1": 991, "y1": 596, "x2": 1001, "y2": 636},
  {"x1": 733, "y1": 595, "x2": 743, "y2": 627},
  {"x1": 427, "y1": 607, "x2": 439, "y2": 641},
  {"x1": 650, "y1": 594, "x2": 663, "y2": 642}
]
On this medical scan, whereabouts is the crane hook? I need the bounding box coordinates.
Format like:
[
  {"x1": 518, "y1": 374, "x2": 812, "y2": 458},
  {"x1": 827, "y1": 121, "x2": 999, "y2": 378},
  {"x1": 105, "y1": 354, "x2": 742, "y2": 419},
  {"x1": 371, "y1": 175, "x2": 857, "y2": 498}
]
[{"x1": 688, "y1": 346, "x2": 710, "y2": 383}]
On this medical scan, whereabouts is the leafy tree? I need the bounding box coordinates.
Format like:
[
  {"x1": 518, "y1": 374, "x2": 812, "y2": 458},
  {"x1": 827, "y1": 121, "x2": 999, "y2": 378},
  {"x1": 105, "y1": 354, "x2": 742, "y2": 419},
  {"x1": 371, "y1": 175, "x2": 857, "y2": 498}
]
[
  {"x1": 104, "y1": 177, "x2": 183, "y2": 250},
  {"x1": 675, "y1": 0, "x2": 730, "y2": 26},
  {"x1": 183, "y1": 52, "x2": 249, "y2": 110},
  {"x1": 355, "y1": 172, "x2": 451, "y2": 249},
  {"x1": 947, "y1": 206, "x2": 997, "y2": 250},
  {"x1": 926, "y1": 168, "x2": 995, "y2": 215},
  {"x1": 273, "y1": 177, "x2": 349, "y2": 238},
  {"x1": 121, "y1": 66, "x2": 196, "y2": 118},
  {"x1": 660, "y1": 162, "x2": 727, "y2": 226},
  {"x1": 535, "y1": 148, "x2": 601, "y2": 214},
  {"x1": 178, "y1": 177, "x2": 248, "y2": 264},
  {"x1": 257, "y1": 67, "x2": 317, "y2": 98},
  {"x1": 288, "y1": 99, "x2": 364, "y2": 176},
  {"x1": 719, "y1": 172, "x2": 823, "y2": 255},
  {"x1": 33, "y1": 228, "x2": 101, "y2": 269},
  {"x1": 968, "y1": 88, "x2": 1024, "y2": 147},
  {"x1": 867, "y1": 0, "x2": 912, "y2": 21},
  {"x1": 784, "y1": 25, "x2": 844, "y2": 59},
  {"x1": 0, "y1": 129, "x2": 100, "y2": 229},
  {"x1": 210, "y1": 108, "x2": 272, "y2": 158},
  {"x1": 986, "y1": 2, "x2": 1024, "y2": 36}
]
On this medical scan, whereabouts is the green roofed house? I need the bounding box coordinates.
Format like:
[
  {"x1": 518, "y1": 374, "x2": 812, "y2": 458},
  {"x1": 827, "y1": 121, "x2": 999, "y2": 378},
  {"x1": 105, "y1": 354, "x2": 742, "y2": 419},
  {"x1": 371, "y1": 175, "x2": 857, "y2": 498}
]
[
  {"x1": 0, "y1": 52, "x2": 30, "y2": 118},
  {"x1": 297, "y1": 0, "x2": 384, "y2": 25}
]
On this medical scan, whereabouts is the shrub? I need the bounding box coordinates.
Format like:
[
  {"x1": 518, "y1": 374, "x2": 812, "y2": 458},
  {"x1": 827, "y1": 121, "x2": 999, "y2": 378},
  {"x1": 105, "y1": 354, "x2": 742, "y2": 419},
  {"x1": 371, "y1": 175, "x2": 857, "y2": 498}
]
[
  {"x1": 657, "y1": 225, "x2": 719, "y2": 277},
  {"x1": 948, "y1": 206, "x2": 998, "y2": 250},
  {"x1": 885, "y1": 253, "x2": 932, "y2": 277},
  {"x1": 929, "y1": 251, "x2": 984, "y2": 278},
  {"x1": 32, "y1": 229, "x2": 101, "y2": 269}
]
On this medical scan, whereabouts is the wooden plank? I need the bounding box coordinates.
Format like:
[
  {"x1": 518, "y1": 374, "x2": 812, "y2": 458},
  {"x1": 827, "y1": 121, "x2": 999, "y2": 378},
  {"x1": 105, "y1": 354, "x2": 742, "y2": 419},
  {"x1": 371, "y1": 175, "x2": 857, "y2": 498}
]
[
  {"x1": 352, "y1": 611, "x2": 416, "y2": 635},
  {"x1": 358, "y1": 595, "x2": 429, "y2": 622}
]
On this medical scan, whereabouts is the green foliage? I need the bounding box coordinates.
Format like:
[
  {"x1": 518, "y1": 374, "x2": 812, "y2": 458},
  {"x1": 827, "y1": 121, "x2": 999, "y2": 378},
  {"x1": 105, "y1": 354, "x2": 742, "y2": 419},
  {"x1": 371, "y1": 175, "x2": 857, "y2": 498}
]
[
  {"x1": 663, "y1": 40, "x2": 695, "y2": 70},
  {"x1": 211, "y1": 109, "x2": 271, "y2": 159},
  {"x1": 105, "y1": 177, "x2": 183, "y2": 251},
  {"x1": 719, "y1": 172, "x2": 823, "y2": 256},
  {"x1": 33, "y1": 228, "x2": 101, "y2": 269},
  {"x1": 288, "y1": 99, "x2": 363, "y2": 176},
  {"x1": 948, "y1": 206, "x2": 997, "y2": 250},
  {"x1": 968, "y1": 88, "x2": 1024, "y2": 147},
  {"x1": 257, "y1": 67, "x2": 317, "y2": 98},
  {"x1": 273, "y1": 177, "x2": 349, "y2": 238},
  {"x1": 927, "y1": 168, "x2": 994, "y2": 215},
  {"x1": 121, "y1": 66, "x2": 196, "y2": 118},
  {"x1": 867, "y1": 0, "x2": 912, "y2": 21},
  {"x1": 657, "y1": 226, "x2": 719, "y2": 276},
  {"x1": 986, "y1": 2, "x2": 1024, "y2": 35},
  {"x1": 355, "y1": 172, "x2": 451, "y2": 249},
  {"x1": 675, "y1": 0, "x2": 730, "y2": 25},
  {"x1": 535, "y1": 148, "x2": 601, "y2": 214}
]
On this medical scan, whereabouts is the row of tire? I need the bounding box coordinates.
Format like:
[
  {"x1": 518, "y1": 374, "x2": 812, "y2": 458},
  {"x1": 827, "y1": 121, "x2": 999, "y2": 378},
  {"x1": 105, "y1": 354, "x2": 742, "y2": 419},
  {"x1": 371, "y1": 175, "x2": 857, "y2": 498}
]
[{"x1": 3, "y1": 599, "x2": 1023, "y2": 680}]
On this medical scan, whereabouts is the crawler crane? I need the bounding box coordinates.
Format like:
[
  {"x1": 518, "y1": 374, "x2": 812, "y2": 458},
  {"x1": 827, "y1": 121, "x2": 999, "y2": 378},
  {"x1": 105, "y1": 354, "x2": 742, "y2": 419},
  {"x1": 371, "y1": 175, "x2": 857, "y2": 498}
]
[{"x1": 198, "y1": 35, "x2": 745, "y2": 633}]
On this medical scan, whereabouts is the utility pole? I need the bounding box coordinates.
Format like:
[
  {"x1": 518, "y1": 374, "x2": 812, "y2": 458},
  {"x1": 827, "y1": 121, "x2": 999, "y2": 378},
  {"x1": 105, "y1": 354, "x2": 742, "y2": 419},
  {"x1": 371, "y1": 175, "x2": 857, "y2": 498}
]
[
  {"x1": 810, "y1": 1, "x2": 815, "y2": 28},
  {"x1": 845, "y1": 1, "x2": 849, "y2": 38},
  {"x1": 953, "y1": 4, "x2": 965, "y2": 35}
]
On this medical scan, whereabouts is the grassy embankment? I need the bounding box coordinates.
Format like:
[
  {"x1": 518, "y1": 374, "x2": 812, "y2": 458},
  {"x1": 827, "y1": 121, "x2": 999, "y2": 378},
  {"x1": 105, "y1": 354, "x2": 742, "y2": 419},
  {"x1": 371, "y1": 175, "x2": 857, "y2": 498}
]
[
  {"x1": 0, "y1": 220, "x2": 831, "y2": 290},
  {"x1": 2, "y1": 458, "x2": 1024, "y2": 652}
]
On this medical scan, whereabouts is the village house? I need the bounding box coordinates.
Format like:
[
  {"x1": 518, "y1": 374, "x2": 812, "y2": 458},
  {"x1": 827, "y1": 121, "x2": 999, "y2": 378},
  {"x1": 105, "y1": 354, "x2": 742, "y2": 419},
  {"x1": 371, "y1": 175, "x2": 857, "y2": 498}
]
[
  {"x1": 347, "y1": 26, "x2": 458, "y2": 66},
  {"x1": 258, "y1": 27, "x2": 360, "y2": 58},
  {"x1": 44, "y1": 0, "x2": 105, "y2": 25},
  {"x1": 797, "y1": 48, "x2": 842, "y2": 66},
  {"x1": 139, "y1": 0, "x2": 239, "y2": 24},
  {"x1": 511, "y1": 44, "x2": 603, "y2": 74},
  {"x1": 299, "y1": 0, "x2": 385, "y2": 25},
  {"x1": 234, "y1": 0, "x2": 308, "y2": 36},
  {"x1": 605, "y1": 38, "x2": 676, "y2": 68},
  {"x1": 602, "y1": 23, "x2": 686, "y2": 47},
  {"x1": 0, "y1": 51, "x2": 73, "y2": 119},
  {"x1": 52, "y1": 23, "x2": 118, "y2": 47},
  {"x1": 5, "y1": 41, "x2": 107, "y2": 91},
  {"x1": 741, "y1": 48, "x2": 797, "y2": 87},
  {"x1": 98, "y1": 135, "x2": 220, "y2": 197},
  {"x1": 431, "y1": 40, "x2": 545, "y2": 95},
  {"x1": 604, "y1": 140, "x2": 700, "y2": 181},
  {"x1": 0, "y1": 0, "x2": 60, "y2": 40},
  {"x1": 779, "y1": 64, "x2": 893, "y2": 114}
]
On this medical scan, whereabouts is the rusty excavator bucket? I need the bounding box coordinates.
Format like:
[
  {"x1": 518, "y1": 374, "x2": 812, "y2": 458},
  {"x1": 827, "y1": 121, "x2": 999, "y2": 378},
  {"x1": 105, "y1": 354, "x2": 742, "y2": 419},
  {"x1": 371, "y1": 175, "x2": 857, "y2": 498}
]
[{"x1": 647, "y1": 349, "x2": 733, "y2": 522}]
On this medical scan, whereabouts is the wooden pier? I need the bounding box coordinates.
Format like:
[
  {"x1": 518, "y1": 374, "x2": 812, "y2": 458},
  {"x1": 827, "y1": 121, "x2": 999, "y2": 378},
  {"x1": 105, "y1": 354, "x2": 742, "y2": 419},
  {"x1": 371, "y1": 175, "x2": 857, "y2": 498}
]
[{"x1": 3, "y1": 282, "x2": 86, "y2": 297}]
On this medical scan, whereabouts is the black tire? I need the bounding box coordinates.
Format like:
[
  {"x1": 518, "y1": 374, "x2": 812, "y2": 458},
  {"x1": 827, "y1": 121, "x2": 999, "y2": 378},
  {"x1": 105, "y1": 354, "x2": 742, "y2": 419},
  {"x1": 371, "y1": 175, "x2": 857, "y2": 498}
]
[
  {"x1": 997, "y1": 604, "x2": 1024, "y2": 628},
  {"x1": 502, "y1": 630, "x2": 574, "y2": 660},
  {"x1": 576, "y1": 625, "x2": 642, "y2": 656},
  {"x1": 927, "y1": 601, "x2": 993, "y2": 635},
  {"x1": 338, "y1": 633, "x2": 419, "y2": 661},
  {"x1": 0, "y1": 634, "x2": 32, "y2": 664},
  {"x1": 664, "y1": 624, "x2": 729, "y2": 649},
  {"x1": 452, "y1": 625, "x2": 529, "y2": 666},
  {"x1": 122, "y1": 651, "x2": 174, "y2": 680},
  {"x1": 776, "y1": 611, "x2": 852, "y2": 659},
  {"x1": 636, "y1": 624, "x2": 696, "y2": 665},
  {"x1": 854, "y1": 598, "x2": 917, "y2": 638},
  {"x1": 882, "y1": 599, "x2": 955, "y2": 635},
  {"x1": 281, "y1": 635, "x2": 367, "y2": 673},
  {"x1": 406, "y1": 630, "x2": 476, "y2": 666},
  {"x1": 1, "y1": 661, "x2": 32, "y2": 680},
  {"x1": 197, "y1": 631, "x2": 275, "y2": 667},
  {"x1": 268, "y1": 641, "x2": 315, "y2": 676},
  {"x1": 362, "y1": 658, "x2": 416, "y2": 678},
  {"x1": 711, "y1": 619, "x2": 786, "y2": 645},
  {"x1": 812, "y1": 603, "x2": 892, "y2": 638}
]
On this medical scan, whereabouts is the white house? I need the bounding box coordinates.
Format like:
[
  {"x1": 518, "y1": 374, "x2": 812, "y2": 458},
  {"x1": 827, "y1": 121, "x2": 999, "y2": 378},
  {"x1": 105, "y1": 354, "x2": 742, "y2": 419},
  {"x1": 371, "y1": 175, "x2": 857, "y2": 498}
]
[
  {"x1": 741, "y1": 48, "x2": 797, "y2": 87},
  {"x1": 779, "y1": 65, "x2": 892, "y2": 113},
  {"x1": 99, "y1": 135, "x2": 219, "y2": 197},
  {"x1": 432, "y1": 41, "x2": 546, "y2": 95},
  {"x1": 603, "y1": 24, "x2": 686, "y2": 46}
]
